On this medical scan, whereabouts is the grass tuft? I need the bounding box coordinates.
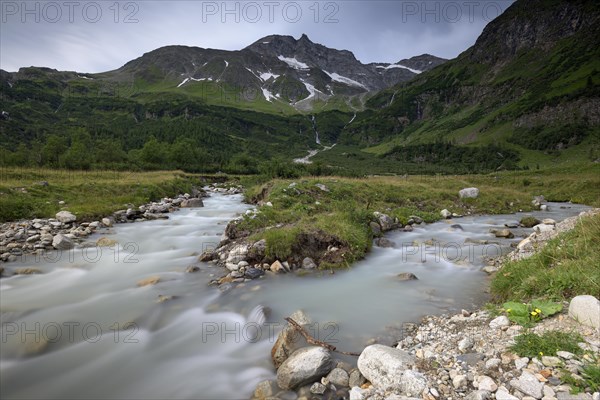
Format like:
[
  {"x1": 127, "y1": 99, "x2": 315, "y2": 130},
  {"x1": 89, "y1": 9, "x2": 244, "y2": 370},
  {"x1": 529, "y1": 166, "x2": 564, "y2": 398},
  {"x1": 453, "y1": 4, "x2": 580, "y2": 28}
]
[{"x1": 510, "y1": 331, "x2": 583, "y2": 358}]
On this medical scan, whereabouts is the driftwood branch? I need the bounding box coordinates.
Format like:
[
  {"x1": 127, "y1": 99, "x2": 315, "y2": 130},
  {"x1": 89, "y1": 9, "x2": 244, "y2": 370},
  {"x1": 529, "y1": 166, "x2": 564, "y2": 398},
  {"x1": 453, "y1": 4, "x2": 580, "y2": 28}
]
[{"x1": 285, "y1": 317, "x2": 361, "y2": 357}]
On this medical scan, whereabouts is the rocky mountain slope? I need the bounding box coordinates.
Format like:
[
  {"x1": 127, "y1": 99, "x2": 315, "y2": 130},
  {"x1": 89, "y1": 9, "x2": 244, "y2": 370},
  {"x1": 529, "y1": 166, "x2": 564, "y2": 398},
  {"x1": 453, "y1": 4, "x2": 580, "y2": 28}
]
[
  {"x1": 341, "y1": 0, "x2": 600, "y2": 167},
  {"x1": 99, "y1": 33, "x2": 445, "y2": 110}
]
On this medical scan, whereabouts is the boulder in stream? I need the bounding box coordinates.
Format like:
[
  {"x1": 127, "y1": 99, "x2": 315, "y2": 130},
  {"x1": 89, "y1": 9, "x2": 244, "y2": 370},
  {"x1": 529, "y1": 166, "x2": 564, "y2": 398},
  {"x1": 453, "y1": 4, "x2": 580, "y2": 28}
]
[
  {"x1": 276, "y1": 346, "x2": 334, "y2": 390},
  {"x1": 52, "y1": 234, "x2": 74, "y2": 250},
  {"x1": 397, "y1": 272, "x2": 419, "y2": 281},
  {"x1": 271, "y1": 310, "x2": 311, "y2": 368}
]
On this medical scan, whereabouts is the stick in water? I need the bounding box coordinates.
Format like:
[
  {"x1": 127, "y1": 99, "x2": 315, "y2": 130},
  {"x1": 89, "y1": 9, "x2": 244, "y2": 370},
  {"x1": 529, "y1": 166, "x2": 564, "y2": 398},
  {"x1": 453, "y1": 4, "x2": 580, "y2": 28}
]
[{"x1": 284, "y1": 317, "x2": 361, "y2": 356}]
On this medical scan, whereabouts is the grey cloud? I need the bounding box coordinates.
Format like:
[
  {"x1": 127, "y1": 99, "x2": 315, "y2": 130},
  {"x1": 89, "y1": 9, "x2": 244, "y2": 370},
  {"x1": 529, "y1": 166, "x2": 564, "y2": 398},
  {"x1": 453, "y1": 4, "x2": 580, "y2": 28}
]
[{"x1": 0, "y1": 0, "x2": 515, "y2": 73}]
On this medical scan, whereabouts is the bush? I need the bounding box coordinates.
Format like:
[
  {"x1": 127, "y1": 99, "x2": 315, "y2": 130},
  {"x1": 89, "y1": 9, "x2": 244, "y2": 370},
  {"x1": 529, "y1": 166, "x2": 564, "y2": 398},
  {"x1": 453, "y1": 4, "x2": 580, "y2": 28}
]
[{"x1": 520, "y1": 216, "x2": 540, "y2": 227}]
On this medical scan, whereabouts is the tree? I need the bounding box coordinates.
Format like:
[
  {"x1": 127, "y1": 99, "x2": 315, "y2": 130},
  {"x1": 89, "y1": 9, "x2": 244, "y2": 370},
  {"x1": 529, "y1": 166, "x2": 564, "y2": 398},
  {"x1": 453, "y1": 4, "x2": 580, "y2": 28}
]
[
  {"x1": 227, "y1": 153, "x2": 259, "y2": 174},
  {"x1": 170, "y1": 138, "x2": 205, "y2": 171},
  {"x1": 95, "y1": 139, "x2": 127, "y2": 167},
  {"x1": 42, "y1": 135, "x2": 68, "y2": 167},
  {"x1": 140, "y1": 136, "x2": 169, "y2": 168}
]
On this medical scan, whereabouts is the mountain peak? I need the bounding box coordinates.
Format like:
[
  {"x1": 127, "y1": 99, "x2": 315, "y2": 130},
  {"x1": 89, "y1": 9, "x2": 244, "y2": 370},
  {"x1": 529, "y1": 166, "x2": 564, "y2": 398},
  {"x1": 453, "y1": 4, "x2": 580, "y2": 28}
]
[{"x1": 298, "y1": 33, "x2": 311, "y2": 43}]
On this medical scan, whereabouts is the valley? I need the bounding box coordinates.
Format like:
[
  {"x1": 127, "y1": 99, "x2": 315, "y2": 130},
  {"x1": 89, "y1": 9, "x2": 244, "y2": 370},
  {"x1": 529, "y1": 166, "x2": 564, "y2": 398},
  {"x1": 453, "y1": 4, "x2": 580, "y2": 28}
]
[{"x1": 1, "y1": 0, "x2": 600, "y2": 399}]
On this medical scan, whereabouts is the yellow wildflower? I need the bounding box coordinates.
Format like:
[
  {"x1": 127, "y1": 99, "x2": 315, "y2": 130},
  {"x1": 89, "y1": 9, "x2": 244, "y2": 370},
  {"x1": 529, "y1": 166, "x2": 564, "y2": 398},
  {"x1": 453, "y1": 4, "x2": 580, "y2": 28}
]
[{"x1": 531, "y1": 311, "x2": 538, "y2": 316}]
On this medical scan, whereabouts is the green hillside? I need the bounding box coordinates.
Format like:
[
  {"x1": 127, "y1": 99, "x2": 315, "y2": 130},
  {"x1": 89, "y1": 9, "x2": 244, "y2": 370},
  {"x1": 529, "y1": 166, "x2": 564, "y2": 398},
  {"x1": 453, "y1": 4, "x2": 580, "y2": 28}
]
[
  {"x1": 1, "y1": 0, "x2": 598, "y2": 175},
  {"x1": 339, "y1": 0, "x2": 600, "y2": 170}
]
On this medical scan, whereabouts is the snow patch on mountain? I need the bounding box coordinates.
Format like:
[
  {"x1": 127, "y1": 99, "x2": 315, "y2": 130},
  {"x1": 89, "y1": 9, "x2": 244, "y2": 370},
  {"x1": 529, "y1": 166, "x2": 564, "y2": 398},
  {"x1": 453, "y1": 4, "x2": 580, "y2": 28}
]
[
  {"x1": 260, "y1": 72, "x2": 280, "y2": 81},
  {"x1": 262, "y1": 88, "x2": 275, "y2": 102},
  {"x1": 177, "y1": 78, "x2": 190, "y2": 88},
  {"x1": 323, "y1": 71, "x2": 367, "y2": 89},
  {"x1": 380, "y1": 64, "x2": 422, "y2": 74},
  {"x1": 278, "y1": 55, "x2": 309, "y2": 70},
  {"x1": 302, "y1": 81, "x2": 320, "y2": 100}
]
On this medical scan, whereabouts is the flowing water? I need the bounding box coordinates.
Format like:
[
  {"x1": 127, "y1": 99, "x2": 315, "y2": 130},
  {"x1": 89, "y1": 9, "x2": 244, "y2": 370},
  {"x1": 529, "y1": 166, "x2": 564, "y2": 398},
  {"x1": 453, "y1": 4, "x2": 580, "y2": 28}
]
[{"x1": 0, "y1": 194, "x2": 591, "y2": 399}]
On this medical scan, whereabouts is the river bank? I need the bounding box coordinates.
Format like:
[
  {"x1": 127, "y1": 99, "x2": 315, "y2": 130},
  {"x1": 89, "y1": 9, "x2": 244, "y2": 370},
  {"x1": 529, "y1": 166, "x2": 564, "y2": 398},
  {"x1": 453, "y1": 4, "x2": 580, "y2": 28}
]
[
  {"x1": 0, "y1": 183, "x2": 242, "y2": 272},
  {"x1": 251, "y1": 208, "x2": 600, "y2": 400},
  {"x1": 1, "y1": 175, "x2": 598, "y2": 399}
]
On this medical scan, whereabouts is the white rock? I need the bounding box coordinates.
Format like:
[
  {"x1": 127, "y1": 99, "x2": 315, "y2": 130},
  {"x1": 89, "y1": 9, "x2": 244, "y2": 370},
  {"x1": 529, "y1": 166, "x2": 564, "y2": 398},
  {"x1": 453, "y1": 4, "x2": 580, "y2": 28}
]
[
  {"x1": 453, "y1": 374, "x2": 467, "y2": 389},
  {"x1": 485, "y1": 358, "x2": 502, "y2": 370},
  {"x1": 276, "y1": 346, "x2": 334, "y2": 390},
  {"x1": 568, "y1": 295, "x2": 600, "y2": 331},
  {"x1": 478, "y1": 376, "x2": 498, "y2": 392},
  {"x1": 357, "y1": 344, "x2": 415, "y2": 391},
  {"x1": 325, "y1": 367, "x2": 349, "y2": 387},
  {"x1": 310, "y1": 382, "x2": 327, "y2": 395},
  {"x1": 225, "y1": 263, "x2": 239, "y2": 271},
  {"x1": 458, "y1": 337, "x2": 474, "y2": 352},
  {"x1": 226, "y1": 244, "x2": 248, "y2": 264},
  {"x1": 55, "y1": 211, "x2": 76, "y2": 223},
  {"x1": 459, "y1": 187, "x2": 480, "y2": 199},
  {"x1": 400, "y1": 370, "x2": 428, "y2": 396},
  {"x1": 510, "y1": 371, "x2": 543, "y2": 399},
  {"x1": 349, "y1": 387, "x2": 366, "y2": 400},
  {"x1": 533, "y1": 224, "x2": 554, "y2": 233},
  {"x1": 515, "y1": 357, "x2": 530, "y2": 370},
  {"x1": 101, "y1": 217, "x2": 113, "y2": 227},
  {"x1": 541, "y1": 356, "x2": 561, "y2": 367},
  {"x1": 496, "y1": 388, "x2": 519, "y2": 400},
  {"x1": 52, "y1": 234, "x2": 74, "y2": 250},
  {"x1": 543, "y1": 386, "x2": 555, "y2": 398},
  {"x1": 489, "y1": 316, "x2": 510, "y2": 329},
  {"x1": 542, "y1": 218, "x2": 556, "y2": 225},
  {"x1": 441, "y1": 209, "x2": 452, "y2": 219},
  {"x1": 467, "y1": 391, "x2": 492, "y2": 400},
  {"x1": 556, "y1": 351, "x2": 574, "y2": 360},
  {"x1": 518, "y1": 237, "x2": 533, "y2": 250}
]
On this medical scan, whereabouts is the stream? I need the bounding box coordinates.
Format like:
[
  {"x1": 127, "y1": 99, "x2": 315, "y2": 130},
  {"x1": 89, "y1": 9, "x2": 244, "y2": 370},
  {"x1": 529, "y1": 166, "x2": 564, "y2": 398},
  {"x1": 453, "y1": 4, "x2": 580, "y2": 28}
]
[{"x1": 0, "y1": 194, "x2": 591, "y2": 399}]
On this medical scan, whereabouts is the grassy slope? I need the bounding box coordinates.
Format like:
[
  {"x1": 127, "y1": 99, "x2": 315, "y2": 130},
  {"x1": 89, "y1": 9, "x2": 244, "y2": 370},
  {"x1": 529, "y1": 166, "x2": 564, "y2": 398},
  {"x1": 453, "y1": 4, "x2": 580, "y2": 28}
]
[
  {"x1": 491, "y1": 212, "x2": 600, "y2": 302},
  {"x1": 239, "y1": 164, "x2": 600, "y2": 268},
  {"x1": 0, "y1": 168, "x2": 214, "y2": 222},
  {"x1": 345, "y1": 1, "x2": 600, "y2": 168}
]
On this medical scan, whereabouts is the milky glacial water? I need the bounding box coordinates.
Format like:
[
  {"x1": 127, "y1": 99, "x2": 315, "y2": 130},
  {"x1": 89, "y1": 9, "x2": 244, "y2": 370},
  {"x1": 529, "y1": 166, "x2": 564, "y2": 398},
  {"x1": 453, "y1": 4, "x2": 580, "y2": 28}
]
[{"x1": 0, "y1": 195, "x2": 591, "y2": 399}]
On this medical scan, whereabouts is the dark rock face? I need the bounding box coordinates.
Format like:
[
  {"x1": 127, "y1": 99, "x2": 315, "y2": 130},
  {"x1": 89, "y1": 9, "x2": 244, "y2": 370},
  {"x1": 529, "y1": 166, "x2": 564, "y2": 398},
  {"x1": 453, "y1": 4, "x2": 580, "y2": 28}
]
[
  {"x1": 467, "y1": 0, "x2": 599, "y2": 66},
  {"x1": 41, "y1": 33, "x2": 444, "y2": 107}
]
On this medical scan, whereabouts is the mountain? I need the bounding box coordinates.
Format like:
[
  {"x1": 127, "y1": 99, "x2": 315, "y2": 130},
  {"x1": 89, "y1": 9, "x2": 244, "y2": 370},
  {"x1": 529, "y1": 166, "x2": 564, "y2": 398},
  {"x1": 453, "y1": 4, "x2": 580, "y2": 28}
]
[
  {"x1": 338, "y1": 0, "x2": 600, "y2": 170},
  {"x1": 1, "y1": 0, "x2": 598, "y2": 175},
  {"x1": 0, "y1": 34, "x2": 445, "y2": 115},
  {"x1": 97, "y1": 33, "x2": 445, "y2": 112}
]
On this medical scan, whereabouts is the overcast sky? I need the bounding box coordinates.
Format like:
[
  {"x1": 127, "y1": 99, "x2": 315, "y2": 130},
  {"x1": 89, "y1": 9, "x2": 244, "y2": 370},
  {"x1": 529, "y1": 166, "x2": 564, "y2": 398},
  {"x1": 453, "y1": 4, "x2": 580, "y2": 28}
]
[{"x1": 0, "y1": 0, "x2": 515, "y2": 73}]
